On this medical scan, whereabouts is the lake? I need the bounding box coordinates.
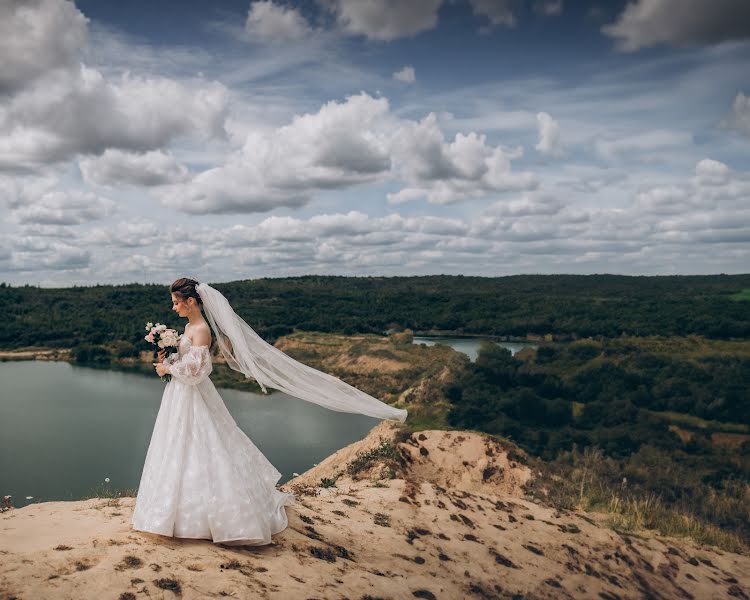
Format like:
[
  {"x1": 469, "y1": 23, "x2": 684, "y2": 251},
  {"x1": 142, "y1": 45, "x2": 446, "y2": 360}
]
[
  {"x1": 0, "y1": 360, "x2": 381, "y2": 510},
  {"x1": 412, "y1": 336, "x2": 537, "y2": 362}
]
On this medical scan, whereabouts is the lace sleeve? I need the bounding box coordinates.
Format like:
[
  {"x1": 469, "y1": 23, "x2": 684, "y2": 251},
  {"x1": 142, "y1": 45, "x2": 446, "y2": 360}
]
[
  {"x1": 164, "y1": 351, "x2": 180, "y2": 366},
  {"x1": 165, "y1": 346, "x2": 212, "y2": 385}
]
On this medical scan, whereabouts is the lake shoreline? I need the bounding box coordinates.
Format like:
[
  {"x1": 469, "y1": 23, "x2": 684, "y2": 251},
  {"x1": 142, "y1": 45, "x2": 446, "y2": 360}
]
[
  {"x1": 0, "y1": 331, "x2": 547, "y2": 362},
  {"x1": 414, "y1": 329, "x2": 552, "y2": 342},
  {"x1": 0, "y1": 347, "x2": 71, "y2": 361}
]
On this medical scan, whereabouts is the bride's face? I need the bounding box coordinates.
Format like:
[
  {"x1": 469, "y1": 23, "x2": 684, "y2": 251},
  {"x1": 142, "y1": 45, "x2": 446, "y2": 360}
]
[{"x1": 171, "y1": 293, "x2": 192, "y2": 317}]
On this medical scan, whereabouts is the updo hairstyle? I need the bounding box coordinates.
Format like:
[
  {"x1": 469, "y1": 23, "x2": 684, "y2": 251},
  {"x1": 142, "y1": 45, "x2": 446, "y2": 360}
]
[{"x1": 170, "y1": 278, "x2": 202, "y2": 307}]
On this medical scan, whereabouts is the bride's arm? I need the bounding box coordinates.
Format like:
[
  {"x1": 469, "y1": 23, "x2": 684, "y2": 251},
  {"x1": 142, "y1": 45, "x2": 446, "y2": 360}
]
[{"x1": 164, "y1": 346, "x2": 212, "y2": 385}]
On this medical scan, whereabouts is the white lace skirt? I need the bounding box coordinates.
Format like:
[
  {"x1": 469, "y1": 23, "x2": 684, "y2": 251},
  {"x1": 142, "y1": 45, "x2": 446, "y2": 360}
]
[{"x1": 131, "y1": 377, "x2": 295, "y2": 545}]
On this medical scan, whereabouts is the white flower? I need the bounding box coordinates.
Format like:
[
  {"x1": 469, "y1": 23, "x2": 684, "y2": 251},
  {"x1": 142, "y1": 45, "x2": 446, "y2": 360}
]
[
  {"x1": 145, "y1": 322, "x2": 153, "y2": 330},
  {"x1": 157, "y1": 340, "x2": 166, "y2": 348},
  {"x1": 161, "y1": 330, "x2": 179, "y2": 346},
  {"x1": 104, "y1": 477, "x2": 110, "y2": 483}
]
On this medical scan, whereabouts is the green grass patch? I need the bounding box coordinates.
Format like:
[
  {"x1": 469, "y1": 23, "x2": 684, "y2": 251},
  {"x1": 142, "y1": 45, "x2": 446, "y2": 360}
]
[
  {"x1": 346, "y1": 438, "x2": 402, "y2": 476},
  {"x1": 646, "y1": 409, "x2": 750, "y2": 434},
  {"x1": 730, "y1": 288, "x2": 750, "y2": 301},
  {"x1": 525, "y1": 446, "x2": 750, "y2": 555}
]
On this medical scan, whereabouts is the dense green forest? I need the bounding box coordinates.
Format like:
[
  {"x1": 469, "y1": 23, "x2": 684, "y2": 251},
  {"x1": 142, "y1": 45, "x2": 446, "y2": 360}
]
[
  {"x1": 446, "y1": 339, "x2": 750, "y2": 546},
  {"x1": 1, "y1": 274, "x2": 749, "y2": 350},
  {"x1": 2, "y1": 274, "x2": 748, "y2": 548}
]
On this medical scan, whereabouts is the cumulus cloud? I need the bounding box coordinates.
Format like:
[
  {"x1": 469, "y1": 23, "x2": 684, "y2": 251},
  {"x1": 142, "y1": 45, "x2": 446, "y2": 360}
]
[
  {"x1": 484, "y1": 192, "x2": 564, "y2": 217},
  {"x1": 79, "y1": 221, "x2": 160, "y2": 248},
  {"x1": 159, "y1": 93, "x2": 392, "y2": 213},
  {"x1": 393, "y1": 65, "x2": 416, "y2": 83},
  {"x1": 0, "y1": 67, "x2": 228, "y2": 171},
  {"x1": 79, "y1": 149, "x2": 190, "y2": 187},
  {"x1": 7, "y1": 189, "x2": 116, "y2": 226},
  {"x1": 0, "y1": 0, "x2": 88, "y2": 94},
  {"x1": 158, "y1": 93, "x2": 534, "y2": 213},
  {"x1": 634, "y1": 159, "x2": 747, "y2": 227},
  {"x1": 323, "y1": 0, "x2": 442, "y2": 41},
  {"x1": 695, "y1": 158, "x2": 731, "y2": 185},
  {"x1": 245, "y1": 1, "x2": 311, "y2": 41},
  {"x1": 535, "y1": 112, "x2": 565, "y2": 158},
  {"x1": 6, "y1": 158, "x2": 750, "y2": 283},
  {"x1": 9, "y1": 245, "x2": 91, "y2": 272},
  {"x1": 389, "y1": 112, "x2": 536, "y2": 204},
  {"x1": 602, "y1": 0, "x2": 750, "y2": 52},
  {"x1": 720, "y1": 91, "x2": 750, "y2": 137},
  {"x1": 0, "y1": 0, "x2": 229, "y2": 172}
]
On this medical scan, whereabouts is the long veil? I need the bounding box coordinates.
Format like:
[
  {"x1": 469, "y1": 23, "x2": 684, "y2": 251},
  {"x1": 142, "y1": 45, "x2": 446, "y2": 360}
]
[{"x1": 196, "y1": 282, "x2": 408, "y2": 422}]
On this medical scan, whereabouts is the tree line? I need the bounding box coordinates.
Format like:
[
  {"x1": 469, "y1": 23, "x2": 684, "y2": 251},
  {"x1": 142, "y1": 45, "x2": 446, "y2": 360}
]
[
  {"x1": 445, "y1": 339, "x2": 750, "y2": 543},
  {"x1": 1, "y1": 274, "x2": 748, "y2": 350}
]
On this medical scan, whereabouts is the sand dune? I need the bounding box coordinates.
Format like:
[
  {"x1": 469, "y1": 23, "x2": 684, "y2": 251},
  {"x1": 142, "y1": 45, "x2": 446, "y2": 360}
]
[{"x1": 2, "y1": 421, "x2": 749, "y2": 599}]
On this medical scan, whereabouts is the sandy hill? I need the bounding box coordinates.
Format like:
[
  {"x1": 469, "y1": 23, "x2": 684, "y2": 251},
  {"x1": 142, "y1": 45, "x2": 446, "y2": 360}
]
[{"x1": 2, "y1": 421, "x2": 749, "y2": 599}]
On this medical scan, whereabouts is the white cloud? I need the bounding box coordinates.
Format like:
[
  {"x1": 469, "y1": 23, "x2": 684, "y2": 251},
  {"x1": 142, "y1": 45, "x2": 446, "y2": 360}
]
[
  {"x1": 695, "y1": 158, "x2": 731, "y2": 185},
  {"x1": 633, "y1": 159, "x2": 748, "y2": 231},
  {"x1": 720, "y1": 91, "x2": 750, "y2": 137},
  {"x1": 6, "y1": 157, "x2": 750, "y2": 282},
  {"x1": 595, "y1": 129, "x2": 692, "y2": 161},
  {"x1": 0, "y1": 1, "x2": 229, "y2": 172},
  {"x1": 159, "y1": 93, "x2": 535, "y2": 213},
  {"x1": 79, "y1": 149, "x2": 190, "y2": 187},
  {"x1": 9, "y1": 244, "x2": 91, "y2": 272},
  {"x1": 7, "y1": 189, "x2": 116, "y2": 226},
  {"x1": 634, "y1": 184, "x2": 687, "y2": 214},
  {"x1": 0, "y1": 66, "x2": 228, "y2": 170},
  {"x1": 469, "y1": 0, "x2": 516, "y2": 28},
  {"x1": 393, "y1": 65, "x2": 416, "y2": 83},
  {"x1": 484, "y1": 192, "x2": 564, "y2": 217},
  {"x1": 533, "y1": 1, "x2": 563, "y2": 16},
  {"x1": 0, "y1": 0, "x2": 88, "y2": 94},
  {"x1": 245, "y1": 1, "x2": 311, "y2": 42},
  {"x1": 159, "y1": 93, "x2": 392, "y2": 213},
  {"x1": 324, "y1": 0, "x2": 442, "y2": 41},
  {"x1": 79, "y1": 221, "x2": 160, "y2": 248},
  {"x1": 602, "y1": 0, "x2": 750, "y2": 52},
  {"x1": 98, "y1": 254, "x2": 154, "y2": 278},
  {"x1": 389, "y1": 112, "x2": 536, "y2": 204},
  {"x1": 535, "y1": 112, "x2": 565, "y2": 158}
]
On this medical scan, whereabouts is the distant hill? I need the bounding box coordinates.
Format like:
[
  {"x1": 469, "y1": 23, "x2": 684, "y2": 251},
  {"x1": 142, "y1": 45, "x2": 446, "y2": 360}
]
[{"x1": 1, "y1": 273, "x2": 749, "y2": 349}]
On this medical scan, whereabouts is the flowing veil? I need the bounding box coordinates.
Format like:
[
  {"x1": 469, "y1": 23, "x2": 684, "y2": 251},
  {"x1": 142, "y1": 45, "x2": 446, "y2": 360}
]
[{"x1": 196, "y1": 282, "x2": 408, "y2": 422}]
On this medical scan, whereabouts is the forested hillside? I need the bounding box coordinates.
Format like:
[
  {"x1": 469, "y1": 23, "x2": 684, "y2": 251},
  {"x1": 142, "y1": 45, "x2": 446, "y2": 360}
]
[{"x1": 1, "y1": 274, "x2": 749, "y2": 350}]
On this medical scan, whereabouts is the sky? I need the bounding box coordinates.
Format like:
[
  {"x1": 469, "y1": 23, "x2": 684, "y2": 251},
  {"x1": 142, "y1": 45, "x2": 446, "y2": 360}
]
[{"x1": 1, "y1": 0, "x2": 749, "y2": 287}]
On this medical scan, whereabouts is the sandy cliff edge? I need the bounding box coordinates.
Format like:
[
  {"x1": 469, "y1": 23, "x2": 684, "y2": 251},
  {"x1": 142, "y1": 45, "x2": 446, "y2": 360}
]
[{"x1": 2, "y1": 421, "x2": 749, "y2": 600}]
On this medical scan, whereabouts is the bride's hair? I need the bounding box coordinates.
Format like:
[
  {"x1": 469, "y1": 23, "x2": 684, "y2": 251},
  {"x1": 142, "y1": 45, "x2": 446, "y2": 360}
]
[{"x1": 170, "y1": 278, "x2": 202, "y2": 306}]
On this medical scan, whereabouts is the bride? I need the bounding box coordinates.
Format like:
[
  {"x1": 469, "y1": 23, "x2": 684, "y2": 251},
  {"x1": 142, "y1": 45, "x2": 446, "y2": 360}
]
[{"x1": 131, "y1": 278, "x2": 407, "y2": 546}]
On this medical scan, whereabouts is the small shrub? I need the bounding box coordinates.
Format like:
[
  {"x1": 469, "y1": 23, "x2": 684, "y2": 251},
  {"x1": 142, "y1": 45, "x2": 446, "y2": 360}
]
[{"x1": 346, "y1": 437, "x2": 403, "y2": 476}]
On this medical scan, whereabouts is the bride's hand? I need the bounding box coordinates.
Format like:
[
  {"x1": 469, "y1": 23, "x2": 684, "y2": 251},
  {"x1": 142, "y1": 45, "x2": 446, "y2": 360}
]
[
  {"x1": 153, "y1": 362, "x2": 168, "y2": 377},
  {"x1": 157, "y1": 349, "x2": 166, "y2": 362}
]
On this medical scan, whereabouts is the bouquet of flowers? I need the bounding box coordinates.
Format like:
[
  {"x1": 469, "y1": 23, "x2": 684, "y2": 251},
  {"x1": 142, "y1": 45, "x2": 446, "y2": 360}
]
[{"x1": 144, "y1": 322, "x2": 181, "y2": 382}]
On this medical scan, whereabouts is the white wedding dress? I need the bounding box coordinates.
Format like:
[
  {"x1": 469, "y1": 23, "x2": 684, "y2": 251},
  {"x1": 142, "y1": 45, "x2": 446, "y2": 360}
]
[{"x1": 131, "y1": 334, "x2": 296, "y2": 545}]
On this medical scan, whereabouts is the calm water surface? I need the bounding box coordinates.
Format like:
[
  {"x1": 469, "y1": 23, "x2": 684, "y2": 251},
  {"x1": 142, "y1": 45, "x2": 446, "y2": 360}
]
[
  {"x1": 412, "y1": 336, "x2": 537, "y2": 361},
  {"x1": 0, "y1": 360, "x2": 380, "y2": 509}
]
